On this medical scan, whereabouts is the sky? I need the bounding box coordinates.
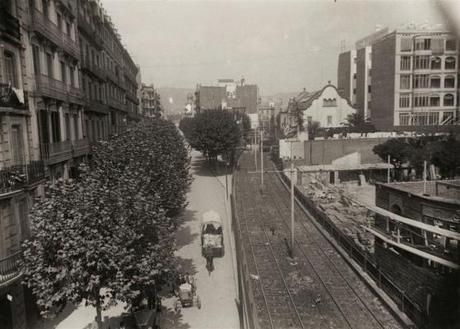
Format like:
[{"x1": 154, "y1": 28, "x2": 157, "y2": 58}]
[{"x1": 101, "y1": 0, "x2": 445, "y2": 95}]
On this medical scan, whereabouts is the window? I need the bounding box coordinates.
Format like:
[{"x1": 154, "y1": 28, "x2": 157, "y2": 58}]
[
  {"x1": 399, "y1": 94, "x2": 410, "y2": 108},
  {"x1": 446, "y1": 39, "x2": 457, "y2": 51},
  {"x1": 399, "y1": 113, "x2": 410, "y2": 126},
  {"x1": 400, "y1": 56, "x2": 411, "y2": 70},
  {"x1": 57, "y1": 13, "x2": 62, "y2": 30},
  {"x1": 430, "y1": 95, "x2": 440, "y2": 107},
  {"x1": 69, "y1": 66, "x2": 75, "y2": 87},
  {"x1": 442, "y1": 111, "x2": 454, "y2": 124},
  {"x1": 368, "y1": 85, "x2": 371, "y2": 93},
  {"x1": 50, "y1": 111, "x2": 61, "y2": 143},
  {"x1": 66, "y1": 22, "x2": 71, "y2": 37},
  {"x1": 306, "y1": 116, "x2": 312, "y2": 124},
  {"x1": 323, "y1": 98, "x2": 337, "y2": 107},
  {"x1": 73, "y1": 114, "x2": 79, "y2": 139},
  {"x1": 413, "y1": 94, "x2": 430, "y2": 107},
  {"x1": 10, "y1": 125, "x2": 24, "y2": 165},
  {"x1": 415, "y1": 38, "x2": 431, "y2": 50},
  {"x1": 32, "y1": 45, "x2": 41, "y2": 74},
  {"x1": 431, "y1": 76, "x2": 441, "y2": 88},
  {"x1": 412, "y1": 112, "x2": 439, "y2": 126},
  {"x1": 327, "y1": 116, "x2": 332, "y2": 126},
  {"x1": 60, "y1": 61, "x2": 66, "y2": 83},
  {"x1": 445, "y1": 57, "x2": 456, "y2": 70},
  {"x1": 444, "y1": 94, "x2": 454, "y2": 106},
  {"x1": 431, "y1": 56, "x2": 441, "y2": 70},
  {"x1": 445, "y1": 75, "x2": 455, "y2": 88},
  {"x1": 431, "y1": 38, "x2": 444, "y2": 54},
  {"x1": 46, "y1": 52, "x2": 53, "y2": 78},
  {"x1": 400, "y1": 75, "x2": 411, "y2": 89},
  {"x1": 413, "y1": 74, "x2": 430, "y2": 89},
  {"x1": 65, "y1": 113, "x2": 70, "y2": 140},
  {"x1": 4, "y1": 51, "x2": 18, "y2": 87},
  {"x1": 414, "y1": 55, "x2": 430, "y2": 69},
  {"x1": 42, "y1": 0, "x2": 48, "y2": 18},
  {"x1": 400, "y1": 38, "x2": 412, "y2": 52}
]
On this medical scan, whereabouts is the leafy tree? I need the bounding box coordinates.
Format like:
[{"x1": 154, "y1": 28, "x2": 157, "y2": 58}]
[
  {"x1": 373, "y1": 138, "x2": 413, "y2": 168},
  {"x1": 22, "y1": 119, "x2": 191, "y2": 328},
  {"x1": 345, "y1": 112, "x2": 364, "y2": 128},
  {"x1": 185, "y1": 110, "x2": 241, "y2": 163},
  {"x1": 430, "y1": 136, "x2": 460, "y2": 178}
]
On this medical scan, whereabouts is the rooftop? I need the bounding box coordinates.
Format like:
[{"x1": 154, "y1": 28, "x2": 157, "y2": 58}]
[{"x1": 379, "y1": 180, "x2": 460, "y2": 205}]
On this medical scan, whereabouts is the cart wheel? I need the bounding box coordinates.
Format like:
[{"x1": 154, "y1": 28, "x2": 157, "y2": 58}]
[{"x1": 197, "y1": 296, "x2": 201, "y2": 309}]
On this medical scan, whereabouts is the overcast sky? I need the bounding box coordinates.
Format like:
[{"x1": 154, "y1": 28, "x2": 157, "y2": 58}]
[{"x1": 102, "y1": 0, "x2": 445, "y2": 95}]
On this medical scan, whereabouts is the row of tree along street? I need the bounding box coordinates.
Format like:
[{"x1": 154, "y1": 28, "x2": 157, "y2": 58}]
[
  {"x1": 21, "y1": 118, "x2": 192, "y2": 328},
  {"x1": 179, "y1": 110, "x2": 250, "y2": 165}
]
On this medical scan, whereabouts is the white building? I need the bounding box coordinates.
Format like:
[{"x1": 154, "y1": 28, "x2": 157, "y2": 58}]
[{"x1": 300, "y1": 84, "x2": 357, "y2": 129}]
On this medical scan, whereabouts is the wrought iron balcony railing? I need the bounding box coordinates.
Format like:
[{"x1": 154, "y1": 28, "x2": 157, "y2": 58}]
[
  {"x1": 0, "y1": 160, "x2": 45, "y2": 195},
  {"x1": 0, "y1": 252, "x2": 22, "y2": 286},
  {"x1": 31, "y1": 8, "x2": 79, "y2": 59}
]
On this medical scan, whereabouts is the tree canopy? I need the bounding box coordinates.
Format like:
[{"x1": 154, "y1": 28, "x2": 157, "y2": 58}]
[
  {"x1": 179, "y1": 110, "x2": 241, "y2": 163},
  {"x1": 373, "y1": 135, "x2": 460, "y2": 178},
  {"x1": 22, "y1": 119, "x2": 191, "y2": 328}
]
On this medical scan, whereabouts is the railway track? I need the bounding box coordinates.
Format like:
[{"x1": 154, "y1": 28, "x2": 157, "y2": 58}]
[{"x1": 234, "y1": 152, "x2": 403, "y2": 329}]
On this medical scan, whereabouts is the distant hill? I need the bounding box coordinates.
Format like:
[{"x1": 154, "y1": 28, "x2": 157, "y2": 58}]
[
  {"x1": 260, "y1": 91, "x2": 300, "y2": 109},
  {"x1": 156, "y1": 87, "x2": 194, "y2": 115}
]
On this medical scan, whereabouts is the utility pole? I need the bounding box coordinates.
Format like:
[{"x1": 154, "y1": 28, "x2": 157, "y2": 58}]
[
  {"x1": 290, "y1": 161, "x2": 295, "y2": 253},
  {"x1": 260, "y1": 129, "x2": 264, "y2": 189},
  {"x1": 387, "y1": 155, "x2": 391, "y2": 183},
  {"x1": 254, "y1": 129, "x2": 258, "y2": 171}
]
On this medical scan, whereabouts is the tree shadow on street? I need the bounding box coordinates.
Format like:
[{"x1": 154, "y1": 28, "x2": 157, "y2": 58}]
[
  {"x1": 34, "y1": 304, "x2": 78, "y2": 329},
  {"x1": 175, "y1": 225, "x2": 199, "y2": 251}
]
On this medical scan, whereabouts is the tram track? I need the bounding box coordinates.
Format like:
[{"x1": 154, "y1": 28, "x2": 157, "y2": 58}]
[{"x1": 233, "y1": 151, "x2": 403, "y2": 329}]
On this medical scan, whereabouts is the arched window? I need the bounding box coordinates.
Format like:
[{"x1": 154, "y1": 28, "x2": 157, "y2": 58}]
[
  {"x1": 431, "y1": 56, "x2": 442, "y2": 70},
  {"x1": 444, "y1": 75, "x2": 455, "y2": 88},
  {"x1": 445, "y1": 57, "x2": 456, "y2": 70},
  {"x1": 430, "y1": 94, "x2": 440, "y2": 107},
  {"x1": 430, "y1": 75, "x2": 441, "y2": 88},
  {"x1": 444, "y1": 93, "x2": 454, "y2": 106}
]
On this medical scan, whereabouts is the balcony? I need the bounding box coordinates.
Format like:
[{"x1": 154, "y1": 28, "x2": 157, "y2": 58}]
[
  {"x1": 0, "y1": 7, "x2": 21, "y2": 44},
  {"x1": 88, "y1": 99, "x2": 109, "y2": 114},
  {"x1": 72, "y1": 138, "x2": 90, "y2": 157},
  {"x1": 107, "y1": 97, "x2": 127, "y2": 112},
  {"x1": 0, "y1": 161, "x2": 46, "y2": 197},
  {"x1": 0, "y1": 252, "x2": 22, "y2": 287},
  {"x1": 34, "y1": 75, "x2": 83, "y2": 105},
  {"x1": 31, "y1": 8, "x2": 79, "y2": 59},
  {"x1": 81, "y1": 57, "x2": 106, "y2": 81},
  {"x1": 41, "y1": 140, "x2": 72, "y2": 165}
]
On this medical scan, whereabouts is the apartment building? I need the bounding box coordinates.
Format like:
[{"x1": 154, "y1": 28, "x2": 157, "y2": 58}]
[
  {"x1": 337, "y1": 28, "x2": 389, "y2": 121},
  {"x1": 195, "y1": 79, "x2": 259, "y2": 114},
  {"x1": 372, "y1": 27, "x2": 459, "y2": 130},
  {"x1": 77, "y1": 0, "x2": 140, "y2": 141},
  {"x1": 0, "y1": 1, "x2": 46, "y2": 329},
  {"x1": 337, "y1": 49, "x2": 357, "y2": 106},
  {"x1": 141, "y1": 84, "x2": 162, "y2": 118},
  {"x1": 24, "y1": 0, "x2": 88, "y2": 182}
]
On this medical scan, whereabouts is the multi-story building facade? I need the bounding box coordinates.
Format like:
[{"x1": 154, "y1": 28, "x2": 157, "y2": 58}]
[
  {"x1": 195, "y1": 79, "x2": 259, "y2": 114},
  {"x1": 141, "y1": 84, "x2": 162, "y2": 118},
  {"x1": 337, "y1": 28, "x2": 389, "y2": 121},
  {"x1": 337, "y1": 49, "x2": 357, "y2": 106},
  {"x1": 24, "y1": 0, "x2": 88, "y2": 182},
  {"x1": 0, "y1": 1, "x2": 46, "y2": 328},
  {"x1": 0, "y1": 1, "x2": 141, "y2": 328},
  {"x1": 77, "y1": 0, "x2": 140, "y2": 141},
  {"x1": 372, "y1": 27, "x2": 459, "y2": 131}
]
